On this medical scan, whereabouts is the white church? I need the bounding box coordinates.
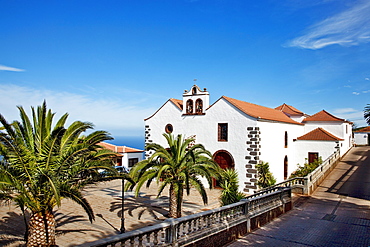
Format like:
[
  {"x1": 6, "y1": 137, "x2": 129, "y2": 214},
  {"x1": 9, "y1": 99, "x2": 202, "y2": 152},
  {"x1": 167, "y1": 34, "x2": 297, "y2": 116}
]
[{"x1": 144, "y1": 85, "x2": 353, "y2": 193}]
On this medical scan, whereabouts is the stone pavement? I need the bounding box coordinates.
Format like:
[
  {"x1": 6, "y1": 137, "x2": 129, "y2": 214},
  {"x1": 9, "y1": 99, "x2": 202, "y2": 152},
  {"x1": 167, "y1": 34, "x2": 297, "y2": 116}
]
[
  {"x1": 227, "y1": 146, "x2": 370, "y2": 247},
  {"x1": 0, "y1": 180, "x2": 221, "y2": 246}
]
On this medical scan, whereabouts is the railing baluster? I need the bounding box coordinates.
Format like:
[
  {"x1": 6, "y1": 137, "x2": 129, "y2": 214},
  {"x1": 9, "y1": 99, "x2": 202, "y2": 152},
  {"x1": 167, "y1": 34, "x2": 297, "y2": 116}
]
[
  {"x1": 146, "y1": 232, "x2": 150, "y2": 246},
  {"x1": 153, "y1": 231, "x2": 158, "y2": 246}
]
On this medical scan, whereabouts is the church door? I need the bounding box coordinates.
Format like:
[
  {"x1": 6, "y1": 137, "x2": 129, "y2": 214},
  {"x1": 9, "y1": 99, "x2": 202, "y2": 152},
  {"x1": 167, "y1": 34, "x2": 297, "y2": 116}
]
[{"x1": 213, "y1": 150, "x2": 234, "y2": 187}]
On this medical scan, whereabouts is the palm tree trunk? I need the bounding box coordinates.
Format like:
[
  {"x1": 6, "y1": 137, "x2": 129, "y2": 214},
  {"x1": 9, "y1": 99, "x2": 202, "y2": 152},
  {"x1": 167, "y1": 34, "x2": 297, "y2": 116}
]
[
  {"x1": 27, "y1": 210, "x2": 56, "y2": 247},
  {"x1": 169, "y1": 183, "x2": 178, "y2": 218},
  {"x1": 176, "y1": 186, "x2": 183, "y2": 218}
]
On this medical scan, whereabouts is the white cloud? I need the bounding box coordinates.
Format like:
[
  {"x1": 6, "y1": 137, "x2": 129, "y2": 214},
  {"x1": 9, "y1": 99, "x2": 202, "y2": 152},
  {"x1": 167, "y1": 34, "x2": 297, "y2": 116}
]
[
  {"x1": 287, "y1": 1, "x2": 370, "y2": 49},
  {"x1": 333, "y1": 107, "x2": 366, "y2": 126},
  {"x1": 352, "y1": 92, "x2": 360, "y2": 95},
  {"x1": 332, "y1": 108, "x2": 358, "y2": 114},
  {"x1": 0, "y1": 84, "x2": 156, "y2": 137},
  {"x1": 363, "y1": 90, "x2": 370, "y2": 93},
  {"x1": 365, "y1": 78, "x2": 370, "y2": 80},
  {"x1": 0, "y1": 64, "x2": 25, "y2": 72}
]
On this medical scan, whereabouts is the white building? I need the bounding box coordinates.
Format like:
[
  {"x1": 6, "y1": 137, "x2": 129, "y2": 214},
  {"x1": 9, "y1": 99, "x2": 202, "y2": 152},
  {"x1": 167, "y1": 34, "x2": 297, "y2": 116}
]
[
  {"x1": 354, "y1": 126, "x2": 370, "y2": 145},
  {"x1": 99, "y1": 142, "x2": 144, "y2": 171},
  {"x1": 144, "y1": 85, "x2": 353, "y2": 193}
]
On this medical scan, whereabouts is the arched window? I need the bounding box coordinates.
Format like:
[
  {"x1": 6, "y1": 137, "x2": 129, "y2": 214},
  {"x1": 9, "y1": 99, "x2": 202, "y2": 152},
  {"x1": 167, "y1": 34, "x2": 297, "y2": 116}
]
[
  {"x1": 186, "y1": 99, "x2": 193, "y2": 114},
  {"x1": 192, "y1": 87, "x2": 197, "y2": 94},
  {"x1": 195, "y1": 99, "x2": 203, "y2": 114},
  {"x1": 284, "y1": 131, "x2": 288, "y2": 148},
  {"x1": 284, "y1": 155, "x2": 288, "y2": 180}
]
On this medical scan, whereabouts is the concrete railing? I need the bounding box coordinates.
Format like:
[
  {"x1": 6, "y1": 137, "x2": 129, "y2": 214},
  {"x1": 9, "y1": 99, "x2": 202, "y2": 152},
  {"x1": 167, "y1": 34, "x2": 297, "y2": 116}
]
[
  {"x1": 78, "y1": 187, "x2": 292, "y2": 247},
  {"x1": 302, "y1": 150, "x2": 340, "y2": 195},
  {"x1": 256, "y1": 150, "x2": 341, "y2": 195}
]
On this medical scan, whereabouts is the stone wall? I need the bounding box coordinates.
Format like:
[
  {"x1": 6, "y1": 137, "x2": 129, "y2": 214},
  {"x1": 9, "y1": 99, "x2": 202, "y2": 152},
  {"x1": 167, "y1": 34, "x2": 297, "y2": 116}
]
[{"x1": 244, "y1": 127, "x2": 261, "y2": 193}]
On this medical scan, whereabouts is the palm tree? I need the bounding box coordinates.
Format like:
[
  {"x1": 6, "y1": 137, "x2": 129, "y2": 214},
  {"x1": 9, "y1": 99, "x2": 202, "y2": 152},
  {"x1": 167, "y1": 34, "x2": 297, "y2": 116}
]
[
  {"x1": 128, "y1": 133, "x2": 220, "y2": 218},
  {"x1": 364, "y1": 104, "x2": 370, "y2": 125},
  {"x1": 0, "y1": 101, "x2": 118, "y2": 246},
  {"x1": 219, "y1": 169, "x2": 246, "y2": 206}
]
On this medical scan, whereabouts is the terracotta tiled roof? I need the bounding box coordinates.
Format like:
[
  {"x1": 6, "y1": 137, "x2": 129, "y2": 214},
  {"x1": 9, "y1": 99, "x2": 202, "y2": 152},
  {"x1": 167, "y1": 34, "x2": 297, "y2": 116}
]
[
  {"x1": 275, "y1": 103, "x2": 304, "y2": 116},
  {"x1": 169, "y1": 98, "x2": 183, "y2": 110},
  {"x1": 98, "y1": 142, "x2": 144, "y2": 153},
  {"x1": 354, "y1": 126, "x2": 370, "y2": 132},
  {"x1": 222, "y1": 96, "x2": 303, "y2": 125},
  {"x1": 303, "y1": 110, "x2": 345, "y2": 122},
  {"x1": 297, "y1": 128, "x2": 343, "y2": 141}
]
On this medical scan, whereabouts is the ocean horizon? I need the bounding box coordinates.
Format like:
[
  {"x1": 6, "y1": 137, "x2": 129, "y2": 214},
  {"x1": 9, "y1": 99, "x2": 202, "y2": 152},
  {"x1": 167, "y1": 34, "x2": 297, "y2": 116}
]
[{"x1": 105, "y1": 136, "x2": 145, "y2": 150}]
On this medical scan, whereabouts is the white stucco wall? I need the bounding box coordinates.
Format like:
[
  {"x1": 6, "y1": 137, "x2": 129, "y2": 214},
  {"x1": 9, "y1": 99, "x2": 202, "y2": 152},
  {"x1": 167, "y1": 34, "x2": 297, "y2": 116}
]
[
  {"x1": 145, "y1": 100, "x2": 183, "y2": 155},
  {"x1": 354, "y1": 132, "x2": 369, "y2": 145},
  {"x1": 204, "y1": 99, "x2": 258, "y2": 192},
  {"x1": 293, "y1": 140, "x2": 338, "y2": 167},
  {"x1": 257, "y1": 121, "x2": 304, "y2": 182},
  {"x1": 122, "y1": 152, "x2": 144, "y2": 168}
]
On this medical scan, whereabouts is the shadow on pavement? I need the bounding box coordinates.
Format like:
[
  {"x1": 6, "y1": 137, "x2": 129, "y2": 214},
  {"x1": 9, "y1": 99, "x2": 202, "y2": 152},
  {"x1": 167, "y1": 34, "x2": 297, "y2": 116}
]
[
  {"x1": 0, "y1": 211, "x2": 27, "y2": 246},
  {"x1": 327, "y1": 147, "x2": 370, "y2": 201},
  {"x1": 227, "y1": 196, "x2": 370, "y2": 246}
]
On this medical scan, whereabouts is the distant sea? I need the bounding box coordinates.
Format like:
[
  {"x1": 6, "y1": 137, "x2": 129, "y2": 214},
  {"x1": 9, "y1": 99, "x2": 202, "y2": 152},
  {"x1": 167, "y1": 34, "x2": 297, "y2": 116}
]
[{"x1": 105, "y1": 136, "x2": 145, "y2": 150}]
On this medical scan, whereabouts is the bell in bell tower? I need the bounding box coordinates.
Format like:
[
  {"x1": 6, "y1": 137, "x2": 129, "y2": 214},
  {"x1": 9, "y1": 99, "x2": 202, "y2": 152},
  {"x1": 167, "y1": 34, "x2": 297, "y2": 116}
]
[{"x1": 182, "y1": 84, "x2": 209, "y2": 115}]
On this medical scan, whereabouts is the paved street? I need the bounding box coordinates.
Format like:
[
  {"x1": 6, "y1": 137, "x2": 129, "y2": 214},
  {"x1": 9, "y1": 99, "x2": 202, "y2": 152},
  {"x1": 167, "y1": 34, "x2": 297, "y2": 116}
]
[
  {"x1": 227, "y1": 146, "x2": 370, "y2": 247},
  {"x1": 0, "y1": 179, "x2": 221, "y2": 246}
]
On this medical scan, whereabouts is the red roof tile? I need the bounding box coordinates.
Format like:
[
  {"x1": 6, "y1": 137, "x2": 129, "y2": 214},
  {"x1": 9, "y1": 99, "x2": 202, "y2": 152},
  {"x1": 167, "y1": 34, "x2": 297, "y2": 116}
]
[
  {"x1": 354, "y1": 126, "x2": 370, "y2": 132},
  {"x1": 303, "y1": 110, "x2": 345, "y2": 122},
  {"x1": 99, "y1": 142, "x2": 144, "y2": 153},
  {"x1": 297, "y1": 128, "x2": 343, "y2": 141},
  {"x1": 275, "y1": 103, "x2": 304, "y2": 116},
  {"x1": 222, "y1": 96, "x2": 303, "y2": 125},
  {"x1": 169, "y1": 98, "x2": 183, "y2": 110}
]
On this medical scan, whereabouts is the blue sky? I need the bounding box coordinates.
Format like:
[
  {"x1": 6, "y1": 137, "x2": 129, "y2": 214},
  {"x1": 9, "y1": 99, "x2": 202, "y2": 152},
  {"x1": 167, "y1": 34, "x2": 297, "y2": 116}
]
[{"x1": 1, "y1": 0, "x2": 370, "y2": 147}]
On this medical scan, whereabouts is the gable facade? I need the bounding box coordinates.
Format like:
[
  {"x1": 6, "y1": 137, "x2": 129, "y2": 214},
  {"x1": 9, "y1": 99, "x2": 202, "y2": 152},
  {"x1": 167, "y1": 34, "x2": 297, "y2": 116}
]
[
  {"x1": 144, "y1": 85, "x2": 353, "y2": 193},
  {"x1": 354, "y1": 126, "x2": 370, "y2": 145}
]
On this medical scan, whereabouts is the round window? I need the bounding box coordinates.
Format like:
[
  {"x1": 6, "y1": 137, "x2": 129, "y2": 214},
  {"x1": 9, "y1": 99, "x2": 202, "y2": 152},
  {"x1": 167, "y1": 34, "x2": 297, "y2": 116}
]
[{"x1": 165, "y1": 124, "x2": 173, "y2": 133}]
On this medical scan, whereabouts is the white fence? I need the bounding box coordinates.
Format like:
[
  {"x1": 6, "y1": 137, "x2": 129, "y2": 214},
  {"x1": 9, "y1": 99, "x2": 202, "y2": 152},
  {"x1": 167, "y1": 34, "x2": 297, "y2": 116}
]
[{"x1": 78, "y1": 187, "x2": 291, "y2": 247}]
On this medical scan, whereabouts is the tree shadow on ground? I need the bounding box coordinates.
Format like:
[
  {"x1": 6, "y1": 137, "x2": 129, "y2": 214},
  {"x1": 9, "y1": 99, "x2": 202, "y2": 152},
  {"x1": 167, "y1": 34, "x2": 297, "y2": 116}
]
[
  {"x1": 0, "y1": 211, "x2": 27, "y2": 246},
  {"x1": 108, "y1": 192, "x2": 210, "y2": 231},
  {"x1": 110, "y1": 194, "x2": 169, "y2": 220},
  {"x1": 54, "y1": 212, "x2": 101, "y2": 237}
]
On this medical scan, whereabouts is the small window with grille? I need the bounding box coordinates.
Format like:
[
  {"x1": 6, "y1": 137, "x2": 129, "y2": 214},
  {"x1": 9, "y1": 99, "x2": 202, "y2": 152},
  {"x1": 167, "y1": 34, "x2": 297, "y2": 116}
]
[{"x1": 218, "y1": 123, "x2": 228, "y2": 142}]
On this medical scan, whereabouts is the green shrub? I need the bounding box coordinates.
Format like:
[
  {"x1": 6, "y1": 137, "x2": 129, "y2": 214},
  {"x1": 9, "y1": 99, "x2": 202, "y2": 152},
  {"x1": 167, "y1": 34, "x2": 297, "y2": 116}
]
[
  {"x1": 219, "y1": 169, "x2": 247, "y2": 206},
  {"x1": 290, "y1": 157, "x2": 323, "y2": 178}
]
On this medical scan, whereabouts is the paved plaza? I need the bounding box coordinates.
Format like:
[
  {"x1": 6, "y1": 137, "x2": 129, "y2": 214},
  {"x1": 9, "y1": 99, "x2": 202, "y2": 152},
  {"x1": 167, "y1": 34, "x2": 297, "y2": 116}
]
[
  {"x1": 0, "y1": 179, "x2": 221, "y2": 246},
  {"x1": 227, "y1": 146, "x2": 370, "y2": 247}
]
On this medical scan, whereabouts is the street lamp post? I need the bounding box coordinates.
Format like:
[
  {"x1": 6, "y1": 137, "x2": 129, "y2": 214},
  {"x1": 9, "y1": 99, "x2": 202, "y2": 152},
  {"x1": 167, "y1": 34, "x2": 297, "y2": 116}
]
[{"x1": 120, "y1": 175, "x2": 125, "y2": 233}]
